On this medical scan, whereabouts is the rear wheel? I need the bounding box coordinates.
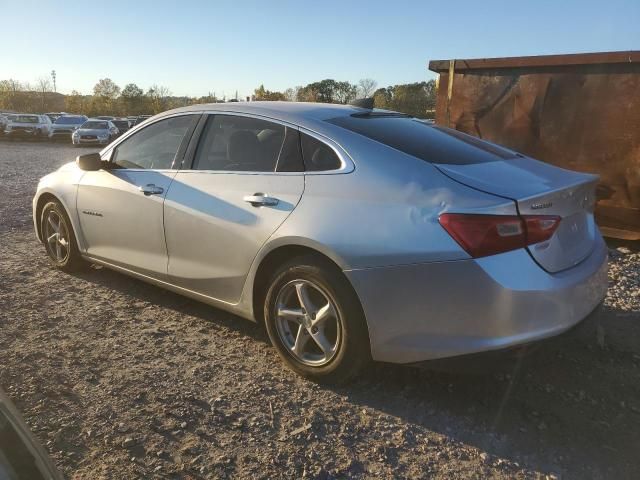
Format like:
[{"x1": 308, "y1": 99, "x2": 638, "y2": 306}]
[
  {"x1": 264, "y1": 256, "x2": 370, "y2": 384},
  {"x1": 40, "y1": 201, "x2": 87, "y2": 272}
]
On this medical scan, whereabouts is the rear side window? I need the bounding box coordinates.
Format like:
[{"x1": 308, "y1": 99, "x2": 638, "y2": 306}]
[
  {"x1": 276, "y1": 128, "x2": 304, "y2": 172},
  {"x1": 300, "y1": 133, "x2": 342, "y2": 171},
  {"x1": 326, "y1": 115, "x2": 517, "y2": 165},
  {"x1": 194, "y1": 115, "x2": 290, "y2": 172}
]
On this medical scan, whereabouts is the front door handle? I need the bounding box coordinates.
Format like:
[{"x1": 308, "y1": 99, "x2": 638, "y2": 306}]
[
  {"x1": 243, "y1": 193, "x2": 279, "y2": 207},
  {"x1": 139, "y1": 184, "x2": 164, "y2": 196}
]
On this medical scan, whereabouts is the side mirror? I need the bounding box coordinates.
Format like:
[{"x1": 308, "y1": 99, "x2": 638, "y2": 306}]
[{"x1": 76, "y1": 153, "x2": 103, "y2": 171}]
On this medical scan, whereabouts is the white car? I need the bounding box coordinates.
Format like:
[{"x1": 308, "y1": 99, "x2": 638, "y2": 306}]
[{"x1": 4, "y1": 114, "x2": 52, "y2": 140}]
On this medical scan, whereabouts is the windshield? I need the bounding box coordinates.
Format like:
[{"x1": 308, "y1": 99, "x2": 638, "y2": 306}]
[
  {"x1": 10, "y1": 115, "x2": 39, "y2": 124},
  {"x1": 326, "y1": 115, "x2": 517, "y2": 165},
  {"x1": 81, "y1": 121, "x2": 108, "y2": 129},
  {"x1": 54, "y1": 116, "x2": 85, "y2": 125}
]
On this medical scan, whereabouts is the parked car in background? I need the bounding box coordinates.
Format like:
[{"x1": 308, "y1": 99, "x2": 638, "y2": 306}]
[
  {"x1": 111, "y1": 118, "x2": 131, "y2": 136},
  {"x1": 95, "y1": 115, "x2": 116, "y2": 121},
  {"x1": 0, "y1": 114, "x2": 8, "y2": 136},
  {"x1": 33, "y1": 102, "x2": 608, "y2": 383},
  {"x1": 0, "y1": 389, "x2": 64, "y2": 479},
  {"x1": 48, "y1": 114, "x2": 88, "y2": 142},
  {"x1": 45, "y1": 112, "x2": 65, "y2": 123},
  {"x1": 133, "y1": 114, "x2": 151, "y2": 126},
  {"x1": 4, "y1": 114, "x2": 52, "y2": 140},
  {"x1": 72, "y1": 119, "x2": 118, "y2": 146}
]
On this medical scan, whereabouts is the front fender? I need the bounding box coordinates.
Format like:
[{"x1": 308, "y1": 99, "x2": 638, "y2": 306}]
[{"x1": 33, "y1": 167, "x2": 85, "y2": 249}]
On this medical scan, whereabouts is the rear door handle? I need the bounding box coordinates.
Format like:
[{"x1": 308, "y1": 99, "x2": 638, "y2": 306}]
[
  {"x1": 139, "y1": 184, "x2": 164, "y2": 196},
  {"x1": 243, "y1": 193, "x2": 279, "y2": 207}
]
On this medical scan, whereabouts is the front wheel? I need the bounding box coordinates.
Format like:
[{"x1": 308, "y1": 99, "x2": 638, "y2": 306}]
[
  {"x1": 40, "y1": 201, "x2": 87, "y2": 272},
  {"x1": 264, "y1": 256, "x2": 370, "y2": 384}
]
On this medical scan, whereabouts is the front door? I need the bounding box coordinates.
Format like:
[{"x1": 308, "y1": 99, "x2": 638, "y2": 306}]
[
  {"x1": 76, "y1": 114, "x2": 199, "y2": 279},
  {"x1": 164, "y1": 114, "x2": 305, "y2": 303}
]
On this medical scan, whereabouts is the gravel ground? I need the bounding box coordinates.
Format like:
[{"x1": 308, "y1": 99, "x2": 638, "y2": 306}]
[{"x1": 0, "y1": 140, "x2": 639, "y2": 479}]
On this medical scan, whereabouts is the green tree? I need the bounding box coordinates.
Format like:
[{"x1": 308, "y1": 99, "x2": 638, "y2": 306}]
[
  {"x1": 297, "y1": 79, "x2": 357, "y2": 104},
  {"x1": 120, "y1": 83, "x2": 145, "y2": 115},
  {"x1": 65, "y1": 90, "x2": 86, "y2": 114},
  {"x1": 253, "y1": 84, "x2": 286, "y2": 101},
  {"x1": 146, "y1": 85, "x2": 171, "y2": 114},
  {"x1": 373, "y1": 80, "x2": 436, "y2": 118},
  {"x1": 334, "y1": 81, "x2": 357, "y2": 104},
  {"x1": 0, "y1": 79, "x2": 24, "y2": 110},
  {"x1": 92, "y1": 78, "x2": 121, "y2": 115}
]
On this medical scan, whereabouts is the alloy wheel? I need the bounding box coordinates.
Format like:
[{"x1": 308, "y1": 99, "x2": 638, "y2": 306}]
[
  {"x1": 274, "y1": 279, "x2": 342, "y2": 366},
  {"x1": 44, "y1": 210, "x2": 70, "y2": 263}
]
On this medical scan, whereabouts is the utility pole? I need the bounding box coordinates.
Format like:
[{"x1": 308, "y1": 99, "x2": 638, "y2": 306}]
[{"x1": 51, "y1": 70, "x2": 57, "y2": 93}]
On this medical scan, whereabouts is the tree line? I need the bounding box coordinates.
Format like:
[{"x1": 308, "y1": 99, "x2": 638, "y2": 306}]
[
  {"x1": 0, "y1": 77, "x2": 436, "y2": 118},
  {"x1": 253, "y1": 78, "x2": 436, "y2": 118}
]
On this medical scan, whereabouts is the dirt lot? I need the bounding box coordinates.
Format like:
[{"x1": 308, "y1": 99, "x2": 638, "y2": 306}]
[{"x1": 0, "y1": 141, "x2": 639, "y2": 479}]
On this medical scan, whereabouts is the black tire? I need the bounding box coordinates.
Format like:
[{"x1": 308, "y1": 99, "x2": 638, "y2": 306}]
[
  {"x1": 40, "y1": 201, "x2": 87, "y2": 272},
  {"x1": 264, "y1": 255, "x2": 370, "y2": 384}
]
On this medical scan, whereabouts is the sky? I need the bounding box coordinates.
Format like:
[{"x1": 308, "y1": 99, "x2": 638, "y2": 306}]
[{"x1": 2, "y1": 0, "x2": 638, "y2": 99}]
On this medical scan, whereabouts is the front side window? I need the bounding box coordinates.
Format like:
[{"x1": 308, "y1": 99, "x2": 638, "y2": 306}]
[
  {"x1": 113, "y1": 115, "x2": 196, "y2": 170},
  {"x1": 193, "y1": 115, "x2": 294, "y2": 172}
]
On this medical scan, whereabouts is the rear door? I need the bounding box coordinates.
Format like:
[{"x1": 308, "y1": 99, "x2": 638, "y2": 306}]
[
  {"x1": 164, "y1": 113, "x2": 305, "y2": 303},
  {"x1": 76, "y1": 114, "x2": 199, "y2": 278}
]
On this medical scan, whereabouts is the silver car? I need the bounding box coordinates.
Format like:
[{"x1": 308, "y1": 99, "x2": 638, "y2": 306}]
[
  {"x1": 72, "y1": 119, "x2": 118, "y2": 146},
  {"x1": 49, "y1": 114, "x2": 88, "y2": 142},
  {"x1": 32, "y1": 102, "x2": 608, "y2": 383}
]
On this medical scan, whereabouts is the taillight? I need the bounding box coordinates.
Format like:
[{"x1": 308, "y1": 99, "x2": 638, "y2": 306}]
[{"x1": 439, "y1": 213, "x2": 560, "y2": 258}]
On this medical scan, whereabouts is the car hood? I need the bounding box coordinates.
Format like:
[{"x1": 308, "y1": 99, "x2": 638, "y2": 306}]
[{"x1": 76, "y1": 128, "x2": 109, "y2": 135}]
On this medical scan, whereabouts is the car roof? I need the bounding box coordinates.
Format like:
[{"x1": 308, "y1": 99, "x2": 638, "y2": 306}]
[{"x1": 164, "y1": 101, "x2": 375, "y2": 130}]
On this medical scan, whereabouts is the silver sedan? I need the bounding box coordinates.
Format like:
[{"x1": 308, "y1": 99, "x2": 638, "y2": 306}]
[
  {"x1": 71, "y1": 119, "x2": 118, "y2": 146},
  {"x1": 32, "y1": 102, "x2": 608, "y2": 383}
]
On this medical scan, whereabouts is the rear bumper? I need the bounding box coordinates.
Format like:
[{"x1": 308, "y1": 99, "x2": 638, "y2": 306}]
[{"x1": 345, "y1": 235, "x2": 608, "y2": 363}]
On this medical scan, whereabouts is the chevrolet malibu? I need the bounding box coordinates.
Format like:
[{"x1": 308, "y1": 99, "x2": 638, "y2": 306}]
[{"x1": 32, "y1": 102, "x2": 608, "y2": 383}]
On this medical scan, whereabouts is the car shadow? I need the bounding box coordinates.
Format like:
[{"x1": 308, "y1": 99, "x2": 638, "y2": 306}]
[
  {"x1": 72, "y1": 264, "x2": 639, "y2": 478},
  {"x1": 73, "y1": 265, "x2": 269, "y2": 344}
]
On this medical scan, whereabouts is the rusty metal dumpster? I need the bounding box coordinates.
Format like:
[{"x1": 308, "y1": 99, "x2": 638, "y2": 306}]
[{"x1": 428, "y1": 51, "x2": 640, "y2": 240}]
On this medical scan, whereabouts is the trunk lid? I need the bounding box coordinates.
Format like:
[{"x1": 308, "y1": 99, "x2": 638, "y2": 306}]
[{"x1": 436, "y1": 157, "x2": 599, "y2": 273}]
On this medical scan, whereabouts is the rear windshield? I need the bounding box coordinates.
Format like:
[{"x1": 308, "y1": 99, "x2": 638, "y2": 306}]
[{"x1": 326, "y1": 115, "x2": 517, "y2": 165}]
